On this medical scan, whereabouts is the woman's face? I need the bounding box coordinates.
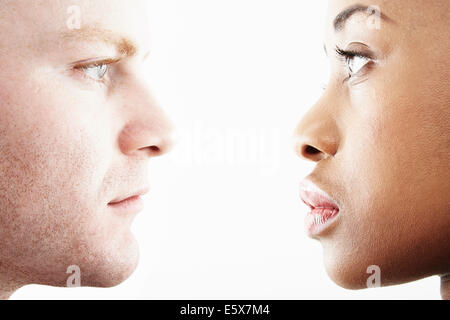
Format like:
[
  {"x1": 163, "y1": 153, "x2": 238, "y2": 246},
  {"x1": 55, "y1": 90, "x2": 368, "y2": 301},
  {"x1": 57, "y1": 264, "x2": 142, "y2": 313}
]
[
  {"x1": 295, "y1": 0, "x2": 450, "y2": 289},
  {"x1": 0, "y1": 0, "x2": 172, "y2": 288}
]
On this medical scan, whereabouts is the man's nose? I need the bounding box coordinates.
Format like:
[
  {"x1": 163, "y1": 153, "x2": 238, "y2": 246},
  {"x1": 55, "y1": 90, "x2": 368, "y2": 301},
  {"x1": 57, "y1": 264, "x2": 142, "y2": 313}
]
[{"x1": 117, "y1": 82, "x2": 174, "y2": 158}]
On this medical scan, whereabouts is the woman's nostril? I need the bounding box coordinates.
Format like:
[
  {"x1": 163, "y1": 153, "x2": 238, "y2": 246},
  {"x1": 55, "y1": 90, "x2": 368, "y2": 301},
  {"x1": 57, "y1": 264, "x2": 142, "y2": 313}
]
[{"x1": 304, "y1": 145, "x2": 321, "y2": 156}]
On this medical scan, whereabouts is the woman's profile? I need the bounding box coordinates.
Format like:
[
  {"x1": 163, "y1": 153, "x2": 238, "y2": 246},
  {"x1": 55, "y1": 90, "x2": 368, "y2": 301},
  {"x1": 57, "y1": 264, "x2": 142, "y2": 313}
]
[{"x1": 294, "y1": 0, "x2": 449, "y2": 299}]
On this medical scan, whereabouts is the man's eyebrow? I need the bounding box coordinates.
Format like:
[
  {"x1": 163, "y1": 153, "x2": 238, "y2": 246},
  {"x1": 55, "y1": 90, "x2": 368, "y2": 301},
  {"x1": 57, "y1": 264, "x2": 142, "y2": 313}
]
[
  {"x1": 333, "y1": 4, "x2": 393, "y2": 31},
  {"x1": 61, "y1": 25, "x2": 138, "y2": 57}
]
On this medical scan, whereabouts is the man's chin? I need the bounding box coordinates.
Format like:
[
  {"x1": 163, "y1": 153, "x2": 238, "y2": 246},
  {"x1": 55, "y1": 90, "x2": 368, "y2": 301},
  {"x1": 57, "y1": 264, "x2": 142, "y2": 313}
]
[
  {"x1": 15, "y1": 234, "x2": 141, "y2": 289},
  {"x1": 52, "y1": 238, "x2": 141, "y2": 289},
  {"x1": 84, "y1": 266, "x2": 138, "y2": 288},
  {"x1": 81, "y1": 244, "x2": 140, "y2": 288}
]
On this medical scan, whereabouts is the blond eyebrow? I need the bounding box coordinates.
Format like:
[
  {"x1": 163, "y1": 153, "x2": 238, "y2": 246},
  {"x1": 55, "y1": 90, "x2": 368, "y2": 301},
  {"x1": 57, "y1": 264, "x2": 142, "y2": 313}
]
[{"x1": 61, "y1": 25, "x2": 138, "y2": 57}]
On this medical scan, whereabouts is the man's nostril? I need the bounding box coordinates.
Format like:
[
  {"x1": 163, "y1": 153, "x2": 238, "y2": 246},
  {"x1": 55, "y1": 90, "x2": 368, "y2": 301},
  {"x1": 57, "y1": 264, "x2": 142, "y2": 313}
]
[
  {"x1": 148, "y1": 145, "x2": 161, "y2": 155},
  {"x1": 138, "y1": 145, "x2": 161, "y2": 157}
]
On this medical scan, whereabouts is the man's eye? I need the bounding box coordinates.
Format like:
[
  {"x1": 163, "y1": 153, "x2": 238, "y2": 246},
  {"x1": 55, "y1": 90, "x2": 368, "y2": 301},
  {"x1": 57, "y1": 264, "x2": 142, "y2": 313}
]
[{"x1": 81, "y1": 64, "x2": 108, "y2": 81}]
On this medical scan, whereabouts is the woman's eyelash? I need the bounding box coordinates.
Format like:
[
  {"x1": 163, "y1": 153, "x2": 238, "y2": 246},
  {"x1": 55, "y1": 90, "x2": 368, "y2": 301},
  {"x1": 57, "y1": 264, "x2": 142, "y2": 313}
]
[
  {"x1": 333, "y1": 45, "x2": 377, "y2": 83},
  {"x1": 334, "y1": 46, "x2": 373, "y2": 60}
]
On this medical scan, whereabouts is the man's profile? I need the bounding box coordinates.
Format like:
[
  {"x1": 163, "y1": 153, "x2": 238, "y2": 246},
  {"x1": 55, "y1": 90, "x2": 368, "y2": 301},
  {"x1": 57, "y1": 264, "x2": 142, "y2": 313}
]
[{"x1": 0, "y1": 0, "x2": 173, "y2": 299}]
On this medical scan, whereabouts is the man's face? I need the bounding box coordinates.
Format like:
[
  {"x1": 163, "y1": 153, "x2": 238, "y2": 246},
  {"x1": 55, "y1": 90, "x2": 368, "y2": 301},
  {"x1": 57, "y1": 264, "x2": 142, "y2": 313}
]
[{"x1": 0, "y1": 0, "x2": 173, "y2": 287}]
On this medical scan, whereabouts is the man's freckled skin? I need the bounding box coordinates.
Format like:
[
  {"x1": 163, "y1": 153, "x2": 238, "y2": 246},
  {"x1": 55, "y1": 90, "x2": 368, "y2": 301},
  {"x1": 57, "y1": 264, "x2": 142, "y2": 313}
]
[{"x1": 0, "y1": 0, "x2": 173, "y2": 299}]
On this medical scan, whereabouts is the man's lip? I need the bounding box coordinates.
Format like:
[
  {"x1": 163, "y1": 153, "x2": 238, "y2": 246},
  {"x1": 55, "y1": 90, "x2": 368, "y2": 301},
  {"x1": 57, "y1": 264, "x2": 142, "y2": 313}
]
[
  {"x1": 299, "y1": 179, "x2": 339, "y2": 210},
  {"x1": 108, "y1": 187, "x2": 150, "y2": 205}
]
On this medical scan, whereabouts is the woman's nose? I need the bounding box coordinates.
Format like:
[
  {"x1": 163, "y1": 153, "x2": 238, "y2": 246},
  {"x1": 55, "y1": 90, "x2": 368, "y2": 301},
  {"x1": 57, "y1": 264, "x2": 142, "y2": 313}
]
[{"x1": 293, "y1": 97, "x2": 340, "y2": 162}]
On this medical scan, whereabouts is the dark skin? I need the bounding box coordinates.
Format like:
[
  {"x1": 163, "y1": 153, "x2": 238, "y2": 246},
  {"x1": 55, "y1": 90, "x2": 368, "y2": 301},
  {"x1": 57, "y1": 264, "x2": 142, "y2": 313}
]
[
  {"x1": 442, "y1": 275, "x2": 450, "y2": 300},
  {"x1": 295, "y1": 0, "x2": 450, "y2": 299}
]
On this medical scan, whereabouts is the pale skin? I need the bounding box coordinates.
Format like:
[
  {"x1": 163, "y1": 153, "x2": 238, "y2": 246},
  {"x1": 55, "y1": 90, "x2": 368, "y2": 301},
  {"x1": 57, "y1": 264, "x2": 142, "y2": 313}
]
[
  {"x1": 0, "y1": 0, "x2": 173, "y2": 299},
  {"x1": 294, "y1": 0, "x2": 450, "y2": 298}
]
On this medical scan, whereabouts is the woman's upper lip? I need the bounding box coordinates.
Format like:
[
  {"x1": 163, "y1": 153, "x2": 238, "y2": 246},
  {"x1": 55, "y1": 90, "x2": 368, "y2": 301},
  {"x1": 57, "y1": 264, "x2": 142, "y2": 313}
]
[
  {"x1": 108, "y1": 186, "x2": 150, "y2": 204},
  {"x1": 299, "y1": 179, "x2": 339, "y2": 210}
]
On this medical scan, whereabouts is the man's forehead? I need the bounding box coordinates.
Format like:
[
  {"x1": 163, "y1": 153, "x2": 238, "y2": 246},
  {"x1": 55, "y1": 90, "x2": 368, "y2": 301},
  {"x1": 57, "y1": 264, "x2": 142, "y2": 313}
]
[{"x1": 0, "y1": 0, "x2": 149, "y2": 54}]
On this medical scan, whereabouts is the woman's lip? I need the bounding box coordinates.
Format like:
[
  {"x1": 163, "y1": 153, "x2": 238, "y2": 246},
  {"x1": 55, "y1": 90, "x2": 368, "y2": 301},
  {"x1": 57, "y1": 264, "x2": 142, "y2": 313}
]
[
  {"x1": 299, "y1": 179, "x2": 339, "y2": 209},
  {"x1": 299, "y1": 179, "x2": 340, "y2": 237},
  {"x1": 303, "y1": 207, "x2": 339, "y2": 238}
]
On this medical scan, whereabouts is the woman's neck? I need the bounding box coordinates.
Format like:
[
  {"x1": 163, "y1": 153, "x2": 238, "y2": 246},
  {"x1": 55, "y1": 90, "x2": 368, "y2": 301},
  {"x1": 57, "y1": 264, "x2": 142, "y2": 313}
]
[{"x1": 441, "y1": 274, "x2": 450, "y2": 300}]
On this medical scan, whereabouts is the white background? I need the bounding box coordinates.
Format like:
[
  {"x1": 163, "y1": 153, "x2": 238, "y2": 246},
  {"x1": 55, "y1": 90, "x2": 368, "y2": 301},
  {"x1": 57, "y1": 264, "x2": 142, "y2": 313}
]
[{"x1": 13, "y1": 0, "x2": 440, "y2": 299}]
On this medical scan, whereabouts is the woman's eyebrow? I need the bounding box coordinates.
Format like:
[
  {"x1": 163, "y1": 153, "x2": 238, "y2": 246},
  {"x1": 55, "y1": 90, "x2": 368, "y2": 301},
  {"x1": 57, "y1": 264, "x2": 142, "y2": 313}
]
[
  {"x1": 333, "y1": 4, "x2": 394, "y2": 31},
  {"x1": 60, "y1": 25, "x2": 138, "y2": 58}
]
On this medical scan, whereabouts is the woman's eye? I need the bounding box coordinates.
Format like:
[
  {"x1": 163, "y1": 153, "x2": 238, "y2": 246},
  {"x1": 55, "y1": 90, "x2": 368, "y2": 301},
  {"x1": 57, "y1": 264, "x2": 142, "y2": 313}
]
[
  {"x1": 346, "y1": 56, "x2": 371, "y2": 77},
  {"x1": 81, "y1": 64, "x2": 108, "y2": 81},
  {"x1": 335, "y1": 46, "x2": 374, "y2": 80}
]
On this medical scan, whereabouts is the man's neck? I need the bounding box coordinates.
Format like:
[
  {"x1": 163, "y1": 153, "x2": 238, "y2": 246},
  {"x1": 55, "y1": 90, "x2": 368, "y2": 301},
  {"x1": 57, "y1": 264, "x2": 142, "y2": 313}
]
[
  {"x1": 0, "y1": 278, "x2": 20, "y2": 300},
  {"x1": 441, "y1": 274, "x2": 450, "y2": 300},
  {"x1": 0, "y1": 263, "x2": 23, "y2": 300},
  {"x1": 0, "y1": 289, "x2": 15, "y2": 300}
]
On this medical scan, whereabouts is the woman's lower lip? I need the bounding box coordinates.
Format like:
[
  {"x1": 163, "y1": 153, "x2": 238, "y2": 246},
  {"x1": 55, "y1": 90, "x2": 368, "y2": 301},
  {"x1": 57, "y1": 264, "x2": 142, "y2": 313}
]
[
  {"x1": 108, "y1": 195, "x2": 144, "y2": 214},
  {"x1": 304, "y1": 207, "x2": 339, "y2": 237}
]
